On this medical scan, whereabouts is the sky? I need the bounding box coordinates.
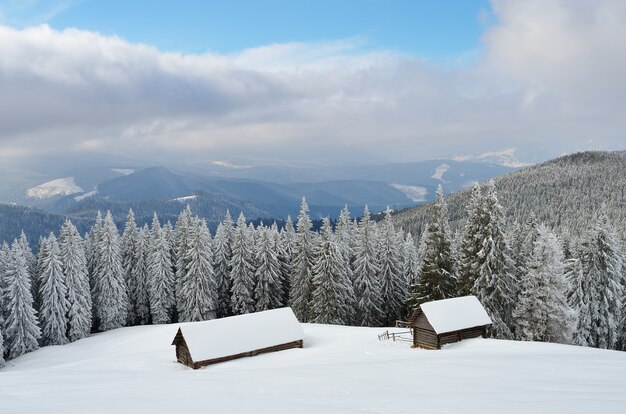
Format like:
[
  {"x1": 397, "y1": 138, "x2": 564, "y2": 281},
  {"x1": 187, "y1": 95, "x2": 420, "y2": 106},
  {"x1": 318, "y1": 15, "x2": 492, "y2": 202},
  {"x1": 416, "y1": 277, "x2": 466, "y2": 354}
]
[{"x1": 0, "y1": 0, "x2": 625, "y2": 170}]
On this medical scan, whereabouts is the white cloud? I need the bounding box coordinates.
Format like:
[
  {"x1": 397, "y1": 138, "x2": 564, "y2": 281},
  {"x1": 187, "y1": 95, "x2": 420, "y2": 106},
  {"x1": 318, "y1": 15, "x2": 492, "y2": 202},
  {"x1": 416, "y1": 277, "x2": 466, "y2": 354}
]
[{"x1": 1, "y1": 0, "x2": 625, "y2": 169}]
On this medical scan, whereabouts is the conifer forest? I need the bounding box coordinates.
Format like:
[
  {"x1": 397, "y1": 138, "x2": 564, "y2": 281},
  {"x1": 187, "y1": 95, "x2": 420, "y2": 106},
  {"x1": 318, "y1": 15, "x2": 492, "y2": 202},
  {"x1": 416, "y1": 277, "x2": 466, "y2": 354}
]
[{"x1": 2, "y1": 174, "x2": 625, "y2": 367}]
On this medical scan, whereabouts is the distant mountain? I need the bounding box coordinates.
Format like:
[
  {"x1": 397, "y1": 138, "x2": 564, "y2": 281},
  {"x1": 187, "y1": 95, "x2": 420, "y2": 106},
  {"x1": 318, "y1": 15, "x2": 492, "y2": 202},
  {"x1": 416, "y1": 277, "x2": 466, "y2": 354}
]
[
  {"x1": 393, "y1": 151, "x2": 626, "y2": 241},
  {"x1": 1, "y1": 158, "x2": 515, "y2": 233}
]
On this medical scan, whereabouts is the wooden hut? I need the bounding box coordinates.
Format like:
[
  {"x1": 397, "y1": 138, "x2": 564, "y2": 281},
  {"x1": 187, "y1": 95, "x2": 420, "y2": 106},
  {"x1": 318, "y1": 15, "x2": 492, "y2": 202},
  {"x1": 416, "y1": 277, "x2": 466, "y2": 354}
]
[
  {"x1": 172, "y1": 307, "x2": 304, "y2": 369},
  {"x1": 398, "y1": 296, "x2": 492, "y2": 349}
]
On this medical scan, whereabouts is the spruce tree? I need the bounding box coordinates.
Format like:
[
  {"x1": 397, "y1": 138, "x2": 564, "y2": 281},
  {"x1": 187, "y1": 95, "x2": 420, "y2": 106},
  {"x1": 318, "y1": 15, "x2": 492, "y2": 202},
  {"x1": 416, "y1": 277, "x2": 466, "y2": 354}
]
[
  {"x1": 279, "y1": 215, "x2": 296, "y2": 305},
  {"x1": 213, "y1": 212, "x2": 234, "y2": 318},
  {"x1": 178, "y1": 218, "x2": 217, "y2": 321},
  {"x1": 311, "y1": 218, "x2": 355, "y2": 324},
  {"x1": 59, "y1": 220, "x2": 92, "y2": 341},
  {"x1": 121, "y1": 209, "x2": 140, "y2": 324},
  {"x1": 289, "y1": 198, "x2": 316, "y2": 322},
  {"x1": 456, "y1": 184, "x2": 483, "y2": 296},
  {"x1": 409, "y1": 187, "x2": 456, "y2": 307},
  {"x1": 575, "y1": 212, "x2": 624, "y2": 349},
  {"x1": 472, "y1": 181, "x2": 517, "y2": 339},
  {"x1": 230, "y1": 213, "x2": 256, "y2": 315},
  {"x1": 353, "y1": 206, "x2": 383, "y2": 326},
  {"x1": 254, "y1": 226, "x2": 283, "y2": 311},
  {"x1": 378, "y1": 209, "x2": 408, "y2": 325},
  {"x1": 131, "y1": 225, "x2": 151, "y2": 325},
  {"x1": 148, "y1": 216, "x2": 175, "y2": 324},
  {"x1": 513, "y1": 225, "x2": 575, "y2": 343},
  {"x1": 174, "y1": 205, "x2": 193, "y2": 319},
  {"x1": 4, "y1": 242, "x2": 41, "y2": 358},
  {"x1": 93, "y1": 211, "x2": 128, "y2": 331},
  {"x1": 38, "y1": 234, "x2": 69, "y2": 346},
  {"x1": 402, "y1": 233, "x2": 420, "y2": 294}
]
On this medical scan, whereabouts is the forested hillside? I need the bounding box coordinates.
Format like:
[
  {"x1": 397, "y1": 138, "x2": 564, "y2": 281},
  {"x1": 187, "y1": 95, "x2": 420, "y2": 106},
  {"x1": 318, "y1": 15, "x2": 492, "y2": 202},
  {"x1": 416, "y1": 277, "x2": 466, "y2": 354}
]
[{"x1": 394, "y1": 151, "x2": 626, "y2": 241}]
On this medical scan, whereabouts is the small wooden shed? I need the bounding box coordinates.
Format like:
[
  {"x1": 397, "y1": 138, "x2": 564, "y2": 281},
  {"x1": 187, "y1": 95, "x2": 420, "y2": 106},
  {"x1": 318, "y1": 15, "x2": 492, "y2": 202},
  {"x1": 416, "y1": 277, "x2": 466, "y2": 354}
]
[
  {"x1": 399, "y1": 296, "x2": 492, "y2": 349},
  {"x1": 172, "y1": 307, "x2": 304, "y2": 369}
]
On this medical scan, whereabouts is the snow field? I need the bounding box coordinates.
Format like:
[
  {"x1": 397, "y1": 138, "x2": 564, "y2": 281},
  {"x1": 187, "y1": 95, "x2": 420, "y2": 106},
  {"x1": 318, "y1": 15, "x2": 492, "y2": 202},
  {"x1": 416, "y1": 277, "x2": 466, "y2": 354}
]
[{"x1": 2, "y1": 323, "x2": 626, "y2": 414}]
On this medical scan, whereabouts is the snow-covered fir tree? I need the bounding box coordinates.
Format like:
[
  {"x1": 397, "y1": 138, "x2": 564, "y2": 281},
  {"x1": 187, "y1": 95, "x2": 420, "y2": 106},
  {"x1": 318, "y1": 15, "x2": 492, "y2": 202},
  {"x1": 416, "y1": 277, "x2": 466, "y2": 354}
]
[
  {"x1": 456, "y1": 184, "x2": 483, "y2": 296},
  {"x1": 513, "y1": 225, "x2": 575, "y2": 344},
  {"x1": 472, "y1": 181, "x2": 517, "y2": 339},
  {"x1": 38, "y1": 234, "x2": 69, "y2": 346},
  {"x1": 230, "y1": 213, "x2": 256, "y2": 315},
  {"x1": 121, "y1": 209, "x2": 140, "y2": 324},
  {"x1": 335, "y1": 205, "x2": 356, "y2": 321},
  {"x1": 289, "y1": 198, "x2": 316, "y2": 322},
  {"x1": 212, "y1": 211, "x2": 233, "y2": 318},
  {"x1": 279, "y1": 215, "x2": 295, "y2": 305},
  {"x1": 3, "y1": 242, "x2": 41, "y2": 358},
  {"x1": 253, "y1": 226, "x2": 283, "y2": 311},
  {"x1": 59, "y1": 220, "x2": 92, "y2": 342},
  {"x1": 353, "y1": 206, "x2": 383, "y2": 326},
  {"x1": 32, "y1": 235, "x2": 49, "y2": 313},
  {"x1": 178, "y1": 218, "x2": 217, "y2": 322},
  {"x1": 174, "y1": 205, "x2": 193, "y2": 319},
  {"x1": 148, "y1": 215, "x2": 175, "y2": 324},
  {"x1": 378, "y1": 208, "x2": 408, "y2": 325},
  {"x1": 92, "y1": 211, "x2": 128, "y2": 331},
  {"x1": 402, "y1": 232, "x2": 420, "y2": 293},
  {"x1": 131, "y1": 224, "x2": 151, "y2": 325},
  {"x1": 409, "y1": 187, "x2": 456, "y2": 308},
  {"x1": 310, "y1": 218, "x2": 355, "y2": 324},
  {"x1": 573, "y1": 211, "x2": 624, "y2": 349}
]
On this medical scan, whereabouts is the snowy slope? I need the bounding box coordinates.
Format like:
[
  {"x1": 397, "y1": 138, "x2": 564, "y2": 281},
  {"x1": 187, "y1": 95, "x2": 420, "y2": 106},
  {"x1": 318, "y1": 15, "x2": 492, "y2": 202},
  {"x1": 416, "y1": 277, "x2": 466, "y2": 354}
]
[
  {"x1": 26, "y1": 177, "x2": 83, "y2": 199},
  {"x1": 2, "y1": 324, "x2": 625, "y2": 414}
]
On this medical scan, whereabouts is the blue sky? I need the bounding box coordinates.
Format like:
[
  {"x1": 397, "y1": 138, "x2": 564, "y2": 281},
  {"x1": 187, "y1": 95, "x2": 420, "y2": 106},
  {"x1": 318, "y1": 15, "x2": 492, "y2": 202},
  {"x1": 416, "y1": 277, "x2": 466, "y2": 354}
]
[{"x1": 1, "y1": 0, "x2": 491, "y2": 59}]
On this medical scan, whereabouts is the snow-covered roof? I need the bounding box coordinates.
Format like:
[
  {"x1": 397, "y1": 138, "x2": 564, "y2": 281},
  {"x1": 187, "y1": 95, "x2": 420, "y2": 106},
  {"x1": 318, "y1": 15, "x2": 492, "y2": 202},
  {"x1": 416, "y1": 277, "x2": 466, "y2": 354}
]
[
  {"x1": 419, "y1": 296, "x2": 492, "y2": 335},
  {"x1": 176, "y1": 307, "x2": 304, "y2": 362}
]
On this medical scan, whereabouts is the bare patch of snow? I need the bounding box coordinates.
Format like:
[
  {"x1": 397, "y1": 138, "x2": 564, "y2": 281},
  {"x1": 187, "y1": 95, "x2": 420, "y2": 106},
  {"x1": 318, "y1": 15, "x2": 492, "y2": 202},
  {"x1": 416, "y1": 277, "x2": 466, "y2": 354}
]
[
  {"x1": 390, "y1": 184, "x2": 428, "y2": 202},
  {"x1": 212, "y1": 160, "x2": 251, "y2": 169},
  {"x1": 112, "y1": 168, "x2": 135, "y2": 175},
  {"x1": 431, "y1": 163, "x2": 450, "y2": 182},
  {"x1": 173, "y1": 195, "x2": 197, "y2": 202},
  {"x1": 26, "y1": 177, "x2": 83, "y2": 199},
  {"x1": 74, "y1": 190, "x2": 97, "y2": 202}
]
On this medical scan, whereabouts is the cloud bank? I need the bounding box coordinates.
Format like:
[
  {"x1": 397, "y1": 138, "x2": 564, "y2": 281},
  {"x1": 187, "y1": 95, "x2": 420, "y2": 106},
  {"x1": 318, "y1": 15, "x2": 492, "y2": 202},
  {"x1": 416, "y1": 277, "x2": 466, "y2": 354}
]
[{"x1": 0, "y1": 0, "x2": 625, "y2": 168}]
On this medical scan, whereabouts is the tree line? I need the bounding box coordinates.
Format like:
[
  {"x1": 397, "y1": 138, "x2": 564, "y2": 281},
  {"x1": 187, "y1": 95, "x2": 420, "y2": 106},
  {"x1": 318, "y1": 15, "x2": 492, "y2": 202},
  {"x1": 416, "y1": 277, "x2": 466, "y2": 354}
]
[{"x1": 1, "y1": 179, "x2": 625, "y2": 367}]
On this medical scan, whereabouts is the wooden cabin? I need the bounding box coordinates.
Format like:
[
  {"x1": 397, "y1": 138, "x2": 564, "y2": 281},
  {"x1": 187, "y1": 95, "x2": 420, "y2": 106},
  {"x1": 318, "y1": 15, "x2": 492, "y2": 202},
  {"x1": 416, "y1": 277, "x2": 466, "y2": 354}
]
[
  {"x1": 398, "y1": 296, "x2": 492, "y2": 349},
  {"x1": 172, "y1": 307, "x2": 304, "y2": 369}
]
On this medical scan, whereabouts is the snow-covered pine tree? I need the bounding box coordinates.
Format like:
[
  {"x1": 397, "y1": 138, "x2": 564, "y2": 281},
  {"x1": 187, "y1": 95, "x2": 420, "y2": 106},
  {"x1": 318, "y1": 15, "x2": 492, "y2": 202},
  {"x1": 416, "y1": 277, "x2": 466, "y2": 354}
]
[
  {"x1": 92, "y1": 211, "x2": 129, "y2": 331},
  {"x1": 131, "y1": 224, "x2": 151, "y2": 325},
  {"x1": 121, "y1": 209, "x2": 140, "y2": 324},
  {"x1": 289, "y1": 198, "x2": 316, "y2": 322},
  {"x1": 335, "y1": 205, "x2": 356, "y2": 321},
  {"x1": 378, "y1": 209, "x2": 408, "y2": 325},
  {"x1": 576, "y1": 211, "x2": 624, "y2": 349},
  {"x1": 513, "y1": 225, "x2": 575, "y2": 344},
  {"x1": 3, "y1": 242, "x2": 41, "y2": 358},
  {"x1": 311, "y1": 218, "x2": 355, "y2": 325},
  {"x1": 87, "y1": 211, "x2": 103, "y2": 279},
  {"x1": 0, "y1": 241, "x2": 9, "y2": 334},
  {"x1": 402, "y1": 232, "x2": 420, "y2": 293},
  {"x1": 353, "y1": 206, "x2": 383, "y2": 326},
  {"x1": 472, "y1": 181, "x2": 517, "y2": 339},
  {"x1": 178, "y1": 218, "x2": 217, "y2": 322},
  {"x1": 253, "y1": 226, "x2": 283, "y2": 311},
  {"x1": 409, "y1": 187, "x2": 456, "y2": 308},
  {"x1": 279, "y1": 215, "x2": 295, "y2": 305},
  {"x1": 32, "y1": 235, "x2": 49, "y2": 313},
  {"x1": 213, "y1": 211, "x2": 234, "y2": 318},
  {"x1": 38, "y1": 234, "x2": 69, "y2": 346},
  {"x1": 18, "y1": 231, "x2": 36, "y2": 295},
  {"x1": 230, "y1": 213, "x2": 256, "y2": 315},
  {"x1": 456, "y1": 184, "x2": 484, "y2": 296},
  {"x1": 174, "y1": 205, "x2": 193, "y2": 320},
  {"x1": 148, "y1": 215, "x2": 175, "y2": 324},
  {"x1": 59, "y1": 220, "x2": 92, "y2": 341}
]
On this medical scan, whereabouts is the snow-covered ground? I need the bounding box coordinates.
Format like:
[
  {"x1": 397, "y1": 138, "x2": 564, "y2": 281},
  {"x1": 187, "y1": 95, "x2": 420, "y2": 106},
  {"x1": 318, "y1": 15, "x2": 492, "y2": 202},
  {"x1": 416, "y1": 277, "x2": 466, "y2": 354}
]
[
  {"x1": 26, "y1": 177, "x2": 83, "y2": 199},
  {"x1": 2, "y1": 323, "x2": 626, "y2": 413},
  {"x1": 389, "y1": 183, "x2": 428, "y2": 202}
]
